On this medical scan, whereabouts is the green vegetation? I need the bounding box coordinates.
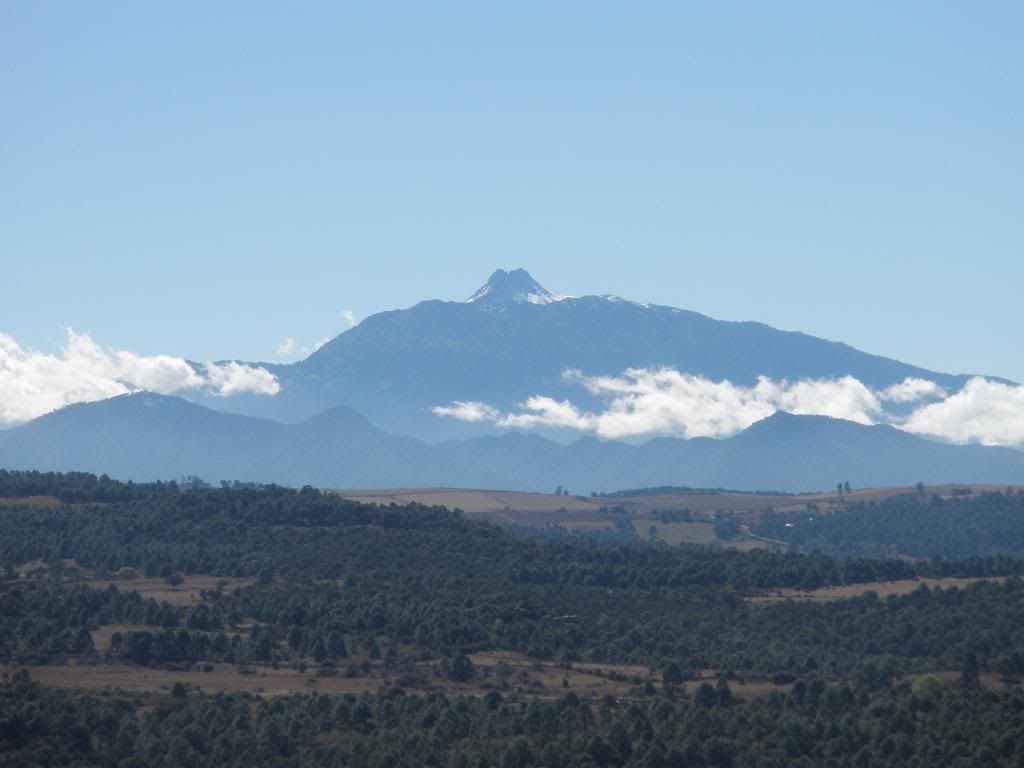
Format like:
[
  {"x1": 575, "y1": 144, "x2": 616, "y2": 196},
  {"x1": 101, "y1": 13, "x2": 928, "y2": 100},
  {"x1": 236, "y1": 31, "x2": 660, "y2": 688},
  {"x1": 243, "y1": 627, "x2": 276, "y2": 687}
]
[
  {"x1": 6, "y1": 669, "x2": 1024, "y2": 767},
  {"x1": 3, "y1": 470, "x2": 1024, "y2": 766},
  {"x1": 754, "y1": 490, "x2": 1024, "y2": 559}
]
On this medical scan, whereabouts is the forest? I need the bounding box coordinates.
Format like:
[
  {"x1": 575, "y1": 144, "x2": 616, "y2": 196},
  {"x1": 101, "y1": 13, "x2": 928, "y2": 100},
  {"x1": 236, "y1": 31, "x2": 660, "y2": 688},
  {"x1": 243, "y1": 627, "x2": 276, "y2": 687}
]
[
  {"x1": 753, "y1": 490, "x2": 1024, "y2": 559},
  {"x1": 2, "y1": 470, "x2": 1024, "y2": 766}
]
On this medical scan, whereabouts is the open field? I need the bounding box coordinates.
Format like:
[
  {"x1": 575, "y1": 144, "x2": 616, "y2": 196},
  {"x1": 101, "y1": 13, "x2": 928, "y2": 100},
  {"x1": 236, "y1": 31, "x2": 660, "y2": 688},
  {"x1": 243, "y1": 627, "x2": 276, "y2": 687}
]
[
  {"x1": 80, "y1": 575, "x2": 258, "y2": 606},
  {"x1": 0, "y1": 495, "x2": 62, "y2": 508},
  {"x1": 8, "y1": 661, "x2": 385, "y2": 697},
  {"x1": 6, "y1": 651, "x2": 796, "y2": 702},
  {"x1": 634, "y1": 520, "x2": 718, "y2": 545},
  {"x1": 748, "y1": 576, "x2": 1006, "y2": 603},
  {"x1": 335, "y1": 488, "x2": 604, "y2": 514},
  {"x1": 335, "y1": 483, "x2": 1023, "y2": 551},
  {"x1": 5, "y1": 650, "x2": 651, "y2": 700}
]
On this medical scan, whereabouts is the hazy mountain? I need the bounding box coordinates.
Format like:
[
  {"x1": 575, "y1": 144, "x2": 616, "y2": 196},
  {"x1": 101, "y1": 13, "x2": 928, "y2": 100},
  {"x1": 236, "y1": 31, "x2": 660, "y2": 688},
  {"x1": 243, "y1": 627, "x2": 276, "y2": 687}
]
[
  {"x1": 199, "y1": 268, "x2": 989, "y2": 441},
  {"x1": 2, "y1": 392, "x2": 1021, "y2": 492},
  {"x1": 689, "y1": 411, "x2": 1024, "y2": 491}
]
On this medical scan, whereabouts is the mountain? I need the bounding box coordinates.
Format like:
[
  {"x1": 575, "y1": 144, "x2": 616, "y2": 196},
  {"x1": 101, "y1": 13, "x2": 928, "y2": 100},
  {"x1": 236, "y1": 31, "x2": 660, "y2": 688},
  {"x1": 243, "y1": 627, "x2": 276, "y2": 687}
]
[
  {"x1": 2, "y1": 393, "x2": 1021, "y2": 492},
  {"x1": 198, "y1": 269, "x2": 991, "y2": 441},
  {"x1": 689, "y1": 411, "x2": 1024, "y2": 491},
  {"x1": 465, "y1": 268, "x2": 568, "y2": 306}
]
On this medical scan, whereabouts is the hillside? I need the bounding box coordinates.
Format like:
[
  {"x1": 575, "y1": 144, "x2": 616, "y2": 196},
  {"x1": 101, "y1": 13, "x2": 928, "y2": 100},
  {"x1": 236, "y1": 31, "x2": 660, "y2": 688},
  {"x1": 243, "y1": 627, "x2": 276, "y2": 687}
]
[
  {"x1": 197, "y1": 269, "x2": 984, "y2": 439},
  {"x1": 2, "y1": 392, "x2": 1022, "y2": 491},
  {"x1": 3, "y1": 472, "x2": 1024, "y2": 767}
]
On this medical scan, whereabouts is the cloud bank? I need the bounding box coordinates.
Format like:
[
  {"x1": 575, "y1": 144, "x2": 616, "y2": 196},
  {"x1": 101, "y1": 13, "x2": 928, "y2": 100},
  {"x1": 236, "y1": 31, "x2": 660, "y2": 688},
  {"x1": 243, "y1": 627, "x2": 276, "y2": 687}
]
[
  {"x1": 433, "y1": 368, "x2": 1024, "y2": 448},
  {"x1": 0, "y1": 329, "x2": 280, "y2": 425}
]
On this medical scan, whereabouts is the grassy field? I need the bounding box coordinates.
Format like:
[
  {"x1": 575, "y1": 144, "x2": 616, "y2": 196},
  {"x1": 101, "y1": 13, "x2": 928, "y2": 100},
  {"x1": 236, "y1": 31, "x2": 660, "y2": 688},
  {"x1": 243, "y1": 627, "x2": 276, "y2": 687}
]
[
  {"x1": 634, "y1": 520, "x2": 718, "y2": 545},
  {"x1": 335, "y1": 483, "x2": 1023, "y2": 551},
  {"x1": 334, "y1": 488, "x2": 602, "y2": 514},
  {"x1": 82, "y1": 575, "x2": 257, "y2": 606},
  {"x1": 6, "y1": 649, "x2": 800, "y2": 702},
  {"x1": 0, "y1": 495, "x2": 62, "y2": 508},
  {"x1": 748, "y1": 576, "x2": 1006, "y2": 603}
]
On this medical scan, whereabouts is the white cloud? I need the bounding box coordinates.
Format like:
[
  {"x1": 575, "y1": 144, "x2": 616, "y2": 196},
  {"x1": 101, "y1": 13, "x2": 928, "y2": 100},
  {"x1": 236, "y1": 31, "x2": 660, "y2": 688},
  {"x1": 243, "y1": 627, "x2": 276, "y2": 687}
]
[
  {"x1": 498, "y1": 396, "x2": 597, "y2": 431},
  {"x1": 202, "y1": 360, "x2": 281, "y2": 398},
  {"x1": 902, "y1": 377, "x2": 1024, "y2": 447},
  {"x1": 437, "y1": 368, "x2": 883, "y2": 440},
  {"x1": 340, "y1": 310, "x2": 358, "y2": 329},
  {"x1": 434, "y1": 368, "x2": 1024, "y2": 448},
  {"x1": 573, "y1": 368, "x2": 882, "y2": 438},
  {"x1": 880, "y1": 377, "x2": 946, "y2": 403},
  {"x1": 0, "y1": 329, "x2": 279, "y2": 425},
  {"x1": 755, "y1": 375, "x2": 881, "y2": 425},
  {"x1": 431, "y1": 401, "x2": 501, "y2": 423},
  {"x1": 275, "y1": 310, "x2": 355, "y2": 358}
]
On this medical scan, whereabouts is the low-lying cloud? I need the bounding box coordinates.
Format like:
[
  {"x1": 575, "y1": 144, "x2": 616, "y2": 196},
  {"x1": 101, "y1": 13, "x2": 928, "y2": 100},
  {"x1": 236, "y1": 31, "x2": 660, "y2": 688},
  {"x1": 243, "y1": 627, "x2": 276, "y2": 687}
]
[
  {"x1": 433, "y1": 368, "x2": 1024, "y2": 448},
  {"x1": 0, "y1": 329, "x2": 280, "y2": 425},
  {"x1": 903, "y1": 378, "x2": 1024, "y2": 447},
  {"x1": 432, "y1": 401, "x2": 501, "y2": 423}
]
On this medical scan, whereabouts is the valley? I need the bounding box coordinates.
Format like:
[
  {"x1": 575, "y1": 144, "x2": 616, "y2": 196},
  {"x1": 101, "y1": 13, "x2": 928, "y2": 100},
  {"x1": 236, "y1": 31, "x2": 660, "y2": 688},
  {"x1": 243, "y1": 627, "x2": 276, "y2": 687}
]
[{"x1": 4, "y1": 471, "x2": 1024, "y2": 766}]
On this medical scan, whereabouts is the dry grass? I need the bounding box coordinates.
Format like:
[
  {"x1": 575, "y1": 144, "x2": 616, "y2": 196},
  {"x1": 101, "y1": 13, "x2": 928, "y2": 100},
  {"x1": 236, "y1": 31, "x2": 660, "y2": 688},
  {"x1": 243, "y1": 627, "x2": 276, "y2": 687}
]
[
  {"x1": 334, "y1": 488, "x2": 604, "y2": 515},
  {"x1": 331, "y1": 484, "x2": 1023, "y2": 553},
  {"x1": 0, "y1": 496, "x2": 63, "y2": 509},
  {"x1": 86, "y1": 575, "x2": 257, "y2": 607},
  {"x1": 5, "y1": 645, "x2": 794, "y2": 702},
  {"x1": 9, "y1": 662, "x2": 384, "y2": 697},
  {"x1": 633, "y1": 520, "x2": 717, "y2": 545},
  {"x1": 91, "y1": 625, "x2": 165, "y2": 652},
  {"x1": 749, "y1": 576, "x2": 1005, "y2": 603}
]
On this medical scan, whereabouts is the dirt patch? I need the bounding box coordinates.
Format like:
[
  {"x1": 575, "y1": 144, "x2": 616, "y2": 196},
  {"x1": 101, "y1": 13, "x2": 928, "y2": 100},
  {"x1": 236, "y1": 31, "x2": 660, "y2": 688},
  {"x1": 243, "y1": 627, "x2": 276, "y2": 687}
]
[
  {"x1": 91, "y1": 625, "x2": 166, "y2": 652},
  {"x1": 10, "y1": 661, "x2": 384, "y2": 697},
  {"x1": 748, "y1": 576, "x2": 1006, "y2": 603},
  {"x1": 6, "y1": 649, "x2": 796, "y2": 702},
  {"x1": 0, "y1": 496, "x2": 63, "y2": 509},
  {"x1": 637, "y1": 520, "x2": 717, "y2": 545},
  {"x1": 87, "y1": 575, "x2": 257, "y2": 606},
  {"x1": 334, "y1": 488, "x2": 605, "y2": 515}
]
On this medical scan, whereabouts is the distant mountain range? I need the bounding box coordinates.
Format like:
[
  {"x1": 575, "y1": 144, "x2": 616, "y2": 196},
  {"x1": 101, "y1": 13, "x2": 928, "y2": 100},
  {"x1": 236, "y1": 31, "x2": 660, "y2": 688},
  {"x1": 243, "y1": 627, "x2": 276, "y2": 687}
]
[
  {"x1": 197, "y1": 268, "x2": 989, "y2": 440},
  {"x1": 2, "y1": 392, "x2": 1021, "y2": 492}
]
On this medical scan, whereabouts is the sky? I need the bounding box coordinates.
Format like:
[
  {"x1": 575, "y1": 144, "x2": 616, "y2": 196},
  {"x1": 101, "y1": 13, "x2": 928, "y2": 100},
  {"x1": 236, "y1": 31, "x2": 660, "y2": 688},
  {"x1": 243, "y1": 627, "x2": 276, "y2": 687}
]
[{"x1": 2, "y1": 2, "x2": 1022, "y2": 380}]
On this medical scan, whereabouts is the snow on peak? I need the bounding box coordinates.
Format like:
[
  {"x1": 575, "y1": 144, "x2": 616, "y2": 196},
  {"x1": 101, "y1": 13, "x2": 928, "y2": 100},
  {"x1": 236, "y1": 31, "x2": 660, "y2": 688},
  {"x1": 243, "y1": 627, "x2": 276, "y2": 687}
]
[{"x1": 466, "y1": 269, "x2": 569, "y2": 306}]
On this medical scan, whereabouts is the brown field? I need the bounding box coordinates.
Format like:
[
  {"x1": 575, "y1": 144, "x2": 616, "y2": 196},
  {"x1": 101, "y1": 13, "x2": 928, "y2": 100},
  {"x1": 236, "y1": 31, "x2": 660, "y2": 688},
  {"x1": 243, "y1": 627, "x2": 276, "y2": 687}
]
[
  {"x1": 6, "y1": 650, "x2": 648, "y2": 700},
  {"x1": 335, "y1": 488, "x2": 604, "y2": 514},
  {"x1": 10, "y1": 661, "x2": 385, "y2": 697},
  {"x1": 749, "y1": 576, "x2": 1005, "y2": 603},
  {"x1": 634, "y1": 520, "x2": 717, "y2": 545},
  {"x1": 0, "y1": 496, "x2": 62, "y2": 509},
  {"x1": 85, "y1": 575, "x2": 257, "y2": 606},
  {"x1": 7, "y1": 648, "x2": 794, "y2": 702},
  {"x1": 91, "y1": 625, "x2": 165, "y2": 651},
  {"x1": 335, "y1": 483, "x2": 1023, "y2": 553}
]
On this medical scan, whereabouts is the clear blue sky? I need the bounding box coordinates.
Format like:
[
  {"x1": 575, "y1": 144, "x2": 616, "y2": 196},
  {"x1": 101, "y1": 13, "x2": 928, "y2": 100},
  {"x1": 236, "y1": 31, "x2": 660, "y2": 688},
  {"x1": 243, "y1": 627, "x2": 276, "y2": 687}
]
[{"x1": 3, "y1": 2, "x2": 1022, "y2": 379}]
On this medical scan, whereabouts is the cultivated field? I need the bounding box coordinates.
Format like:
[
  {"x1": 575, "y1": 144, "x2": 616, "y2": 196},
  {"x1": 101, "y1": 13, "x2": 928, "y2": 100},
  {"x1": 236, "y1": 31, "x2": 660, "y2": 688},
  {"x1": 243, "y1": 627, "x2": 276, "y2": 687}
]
[
  {"x1": 0, "y1": 495, "x2": 62, "y2": 508},
  {"x1": 748, "y1": 576, "x2": 1006, "y2": 603},
  {"x1": 84, "y1": 575, "x2": 257, "y2": 606},
  {"x1": 335, "y1": 483, "x2": 1023, "y2": 551},
  {"x1": 6, "y1": 650, "x2": 798, "y2": 702}
]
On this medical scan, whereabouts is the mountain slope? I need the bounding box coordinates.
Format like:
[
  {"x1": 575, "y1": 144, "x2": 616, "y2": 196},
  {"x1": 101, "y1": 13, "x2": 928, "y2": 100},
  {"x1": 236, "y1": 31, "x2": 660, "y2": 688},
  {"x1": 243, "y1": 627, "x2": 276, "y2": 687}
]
[
  {"x1": 0, "y1": 393, "x2": 282, "y2": 482},
  {"x1": 2, "y1": 393, "x2": 1021, "y2": 492},
  {"x1": 697, "y1": 412, "x2": 1024, "y2": 490},
  {"x1": 200, "y1": 269, "x2": 987, "y2": 440}
]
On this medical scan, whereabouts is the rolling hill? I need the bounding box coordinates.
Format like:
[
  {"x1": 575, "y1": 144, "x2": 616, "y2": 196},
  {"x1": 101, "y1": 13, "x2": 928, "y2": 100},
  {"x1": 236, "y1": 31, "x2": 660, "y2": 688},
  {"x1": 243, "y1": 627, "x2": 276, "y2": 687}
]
[{"x1": 2, "y1": 392, "x2": 1022, "y2": 492}]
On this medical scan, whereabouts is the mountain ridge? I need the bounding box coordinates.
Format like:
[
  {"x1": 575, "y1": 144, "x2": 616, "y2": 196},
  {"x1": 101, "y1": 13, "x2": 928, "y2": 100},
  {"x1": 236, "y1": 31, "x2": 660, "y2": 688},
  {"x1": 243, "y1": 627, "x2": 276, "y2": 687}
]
[
  {"x1": 2, "y1": 392, "x2": 1021, "y2": 492},
  {"x1": 194, "y1": 269, "x2": 994, "y2": 442}
]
